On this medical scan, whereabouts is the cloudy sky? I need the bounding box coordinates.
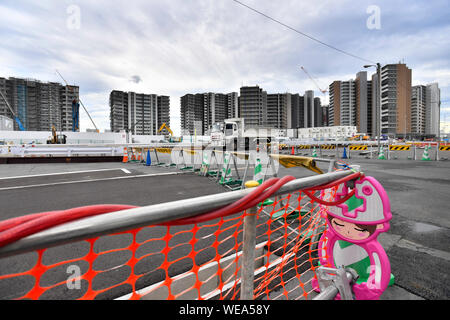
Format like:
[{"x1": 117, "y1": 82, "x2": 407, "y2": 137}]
[{"x1": 1, "y1": 0, "x2": 449, "y2": 135}]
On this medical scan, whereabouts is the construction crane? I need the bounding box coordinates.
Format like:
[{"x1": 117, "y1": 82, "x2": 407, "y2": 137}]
[
  {"x1": 300, "y1": 66, "x2": 328, "y2": 95},
  {"x1": 0, "y1": 89, "x2": 25, "y2": 131},
  {"x1": 56, "y1": 70, "x2": 99, "y2": 133},
  {"x1": 158, "y1": 122, "x2": 173, "y2": 136},
  {"x1": 158, "y1": 123, "x2": 181, "y2": 142}
]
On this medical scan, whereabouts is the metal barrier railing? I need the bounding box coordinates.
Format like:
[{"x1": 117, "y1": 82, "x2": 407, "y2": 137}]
[{"x1": 0, "y1": 169, "x2": 358, "y2": 300}]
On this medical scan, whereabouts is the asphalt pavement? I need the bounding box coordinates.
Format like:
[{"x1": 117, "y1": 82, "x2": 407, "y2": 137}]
[{"x1": 0, "y1": 156, "x2": 448, "y2": 300}]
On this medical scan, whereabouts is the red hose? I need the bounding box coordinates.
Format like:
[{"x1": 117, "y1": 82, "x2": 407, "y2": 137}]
[
  {"x1": 167, "y1": 175, "x2": 296, "y2": 226},
  {"x1": 0, "y1": 172, "x2": 360, "y2": 248},
  {"x1": 0, "y1": 205, "x2": 137, "y2": 248},
  {"x1": 303, "y1": 188, "x2": 356, "y2": 206}
]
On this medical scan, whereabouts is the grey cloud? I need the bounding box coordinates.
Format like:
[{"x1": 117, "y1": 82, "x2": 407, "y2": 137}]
[{"x1": 130, "y1": 75, "x2": 142, "y2": 83}]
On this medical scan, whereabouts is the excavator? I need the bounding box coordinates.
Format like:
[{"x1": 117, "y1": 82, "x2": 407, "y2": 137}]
[
  {"x1": 158, "y1": 123, "x2": 181, "y2": 143},
  {"x1": 46, "y1": 125, "x2": 67, "y2": 144}
]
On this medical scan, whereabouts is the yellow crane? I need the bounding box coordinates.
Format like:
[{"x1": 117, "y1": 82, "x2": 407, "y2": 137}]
[
  {"x1": 158, "y1": 123, "x2": 181, "y2": 142},
  {"x1": 158, "y1": 123, "x2": 173, "y2": 136}
]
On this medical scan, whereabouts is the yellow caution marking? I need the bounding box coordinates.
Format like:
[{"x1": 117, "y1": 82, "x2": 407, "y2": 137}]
[
  {"x1": 389, "y1": 145, "x2": 410, "y2": 151},
  {"x1": 320, "y1": 145, "x2": 336, "y2": 150},
  {"x1": 349, "y1": 145, "x2": 368, "y2": 151}
]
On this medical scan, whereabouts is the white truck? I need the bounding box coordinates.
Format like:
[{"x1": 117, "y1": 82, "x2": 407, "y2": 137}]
[{"x1": 210, "y1": 118, "x2": 277, "y2": 150}]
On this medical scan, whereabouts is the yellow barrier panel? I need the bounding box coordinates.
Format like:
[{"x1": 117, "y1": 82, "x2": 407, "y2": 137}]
[
  {"x1": 298, "y1": 145, "x2": 310, "y2": 149},
  {"x1": 154, "y1": 148, "x2": 172, "y2": 154},
  {"x1": 349, "y1": 145, "x2": 368, "y2": 151},
  {"x1": 269, "y1": 154, "x2": 324, "y2": 174},
  {"x1": 320, "y1": 145, "x2": 336, "y2": 150},
  {"x1": 389, "y1": 145, "x2": 410, "y2": 151},
  {"x1": 439, "y1": 145, "x2": 450, "y2": 151}
]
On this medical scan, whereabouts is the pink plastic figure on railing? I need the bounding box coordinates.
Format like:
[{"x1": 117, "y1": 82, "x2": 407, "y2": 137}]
[{"x1": 313, "y1": 176, "x2": 394, "y2": 300}]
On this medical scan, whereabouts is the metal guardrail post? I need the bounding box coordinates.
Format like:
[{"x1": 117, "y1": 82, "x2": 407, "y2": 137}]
[
  {"x1": 313, "y1": 267, "x2": 358, "y2": 300},
  {"x1": 240, "y1": 180, "x2": 259, "y2": 300}
]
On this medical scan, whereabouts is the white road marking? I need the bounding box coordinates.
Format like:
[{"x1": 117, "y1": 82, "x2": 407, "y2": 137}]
[
  {"x1": 0, "y1": 172, "x2": 183, "y2": 191},
  {"x1": 121, "y1": 169, "x2": 131, "y2": 174},
  {"x1": 395, "y1": 238, "x2": 450, "y2": 262},
  {"x1": 0, "y1": 168, "x2": 126, "y2": 180}
]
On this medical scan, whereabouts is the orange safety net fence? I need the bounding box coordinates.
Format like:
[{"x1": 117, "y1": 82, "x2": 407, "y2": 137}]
[{"x1": 0, "y1": 177, "x2": 349, "y2": 300}]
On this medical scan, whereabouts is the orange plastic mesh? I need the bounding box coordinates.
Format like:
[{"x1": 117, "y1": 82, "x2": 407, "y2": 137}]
[{"x1": 0, "y1": 187, "x2": 337, "y2": 300}]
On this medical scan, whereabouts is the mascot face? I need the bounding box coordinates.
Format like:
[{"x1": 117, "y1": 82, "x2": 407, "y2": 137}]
[{"x1": 326, "y1": 176, "x2": 392, "y2": 243}]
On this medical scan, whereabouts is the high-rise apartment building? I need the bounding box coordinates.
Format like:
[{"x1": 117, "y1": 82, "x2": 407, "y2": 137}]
[
  {"x1": 109, "y1": 90, "x2": 170, "y2": 135},
  {"x1": 411, "y1": 85, "x2": 427, "y2": 136},
  {"x1": 180, "y1": 92, "x2": 237, "y2": 135},
  {"x1": 303, "y1": 90, "x2": 315, "y2": 128},
  {"x1": 290, "y1": 93, "x2": 304, "y2": 128},
  {"x1": 355, "y1": 71, "x2": 372, "y2": 134},
  {"x1": 313, "y1": 97, "x2": 323, "y2": 127},
  {"x1": 425, "y1": 83, "x2": 440, "y2": 137},
  {"x1": 328, "y1": 80, "x2": 356, "y2": 127},
  {"x1": 329, "y1": 72, "x2": 373, "y2": 135},
  {"x1": 0, "y1": 77, "x2": 79, "y2": 131},
  {"x1": 380, "y1": 63, "x2": 412, "y2": 137},
  {"x1": 266, "y1": 93, "x2": 290, "y2": 129},
  {"x1": 239, "y1": 86, "x2": 267, "y2": 128},
  {"x1": 180, "y1": 94, "x2": 203, "y2": 136}
]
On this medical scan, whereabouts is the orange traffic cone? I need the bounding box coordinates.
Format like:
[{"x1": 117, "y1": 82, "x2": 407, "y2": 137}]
[
  {"x1": 122, "y1": 147, "x2": 129, "y2": 163},
  {"x1": 291, "y1": 146, "x2": 295, "y2": 155},
  {"x1": 137, "y1": 149, "x2": 141, "y2": 161}
]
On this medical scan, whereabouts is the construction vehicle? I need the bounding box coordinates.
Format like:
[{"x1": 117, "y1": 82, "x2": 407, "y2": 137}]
[
  {"x1": 349, "y1": 134, "x2": 370, "y2": 141},
  {"x1": 0, "y1": 89, "x2": 25, "y2": 131},
  {"x1": 158, "y1": 123, "x2": 181, "y2": 143},
  {"x1": 210, "y1": 118, "x2": 275, "y2": 150},
  {"x1": 46, "y1": 125, "x2": 67, "y2": 144}
]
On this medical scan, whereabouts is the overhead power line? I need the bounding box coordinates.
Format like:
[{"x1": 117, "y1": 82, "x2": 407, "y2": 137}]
[{"x1": 231, "y1": 0, "x2": 376, "y2": 64}]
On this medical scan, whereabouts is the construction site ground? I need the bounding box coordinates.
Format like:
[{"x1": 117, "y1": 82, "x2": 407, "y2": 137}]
[{"x1": 0, "y1": 156, "x2": 448, "y2": 300}]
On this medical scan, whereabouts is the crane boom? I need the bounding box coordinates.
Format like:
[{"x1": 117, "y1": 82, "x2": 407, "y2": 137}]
[
  {"x1": 0, "y1": 89, "x2": 25, "y2": 131},
  {"x1": 158, "y1": 123, "x2": 173, "y2": 136},
  {"x1": 300, "y1": 66, "x2": 327, "y2": 94},
  {"x1": 55, "y1": 70, "x2": 99, "y2": 132}
]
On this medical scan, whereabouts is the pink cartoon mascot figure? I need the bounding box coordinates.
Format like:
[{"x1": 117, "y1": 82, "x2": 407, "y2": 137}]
[{"x1": 313, "y1": 175, "x2": 394, "y2": 300}]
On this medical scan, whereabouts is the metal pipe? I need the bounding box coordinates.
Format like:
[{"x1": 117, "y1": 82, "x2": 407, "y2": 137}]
[
  {"x1": 0, "y1": 170, "x2": 354, "y2": 258},
  {"x1": 313, "y1": 285, "x2": 339, "y2": 300},
  {"x1": 240, "y1": 182, "x2": 258, "y2": 300},
  {"x1": 313, "y1": 271, "x2": 355, "y2": 300}
]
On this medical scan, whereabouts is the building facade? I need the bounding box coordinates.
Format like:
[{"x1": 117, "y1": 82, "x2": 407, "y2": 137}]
[
  {"x1": 411, "y1": 85, "x2": 427, "y2": 136},
  {"x1": 329, "y1": 72, "x2": 373, "y2": 135},
  {"x1": 180, "y1": 92, "x2": 237, "y2": 135},
  {"x1": 355, "y1": 71, "x2": 372, "y2": 135},
  {"x1": 380, "y1": 63, "x2": 412, "y2": 137},
  {"x1": 109, "y1": 90, "x2": 170, "y2": 135},
  {"x1": 425, "y1": 83, "x2": 440, "y2": 137},
  {"x1": 239, "y1": 86, "x2": 267, "y2": 128},
  {"x1": 0, "y1": 77, "x2": 79, "y2": 131},
  {"x1": 266, "y1": 93, "x2": 290, "y2": 129},
  {"x1": 328, "y1": 80, "x2": 357, "y2": 128}
]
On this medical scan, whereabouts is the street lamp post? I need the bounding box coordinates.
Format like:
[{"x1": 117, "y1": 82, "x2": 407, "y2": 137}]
[{"x1": 364, "y1": 63, "x2": 382, "y2": 153}]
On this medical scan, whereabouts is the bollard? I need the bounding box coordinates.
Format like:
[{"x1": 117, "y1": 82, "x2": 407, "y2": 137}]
[{"x1": 240, "y1": 180, "x2": 259, "y2": 300}]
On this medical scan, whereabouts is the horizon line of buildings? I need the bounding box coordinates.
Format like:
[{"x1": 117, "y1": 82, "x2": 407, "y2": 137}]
[
  {"x1": 1, "y1": 62, "x2": 442, "y2": 139},
  {"x1": 329, "y1": 63, "x2": 440, "y2": 139}
]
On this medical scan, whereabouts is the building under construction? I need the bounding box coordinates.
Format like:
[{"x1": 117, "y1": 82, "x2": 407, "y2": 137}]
[{"x1": 0, "y1": 77, "x2": 79, "y2": 131}]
